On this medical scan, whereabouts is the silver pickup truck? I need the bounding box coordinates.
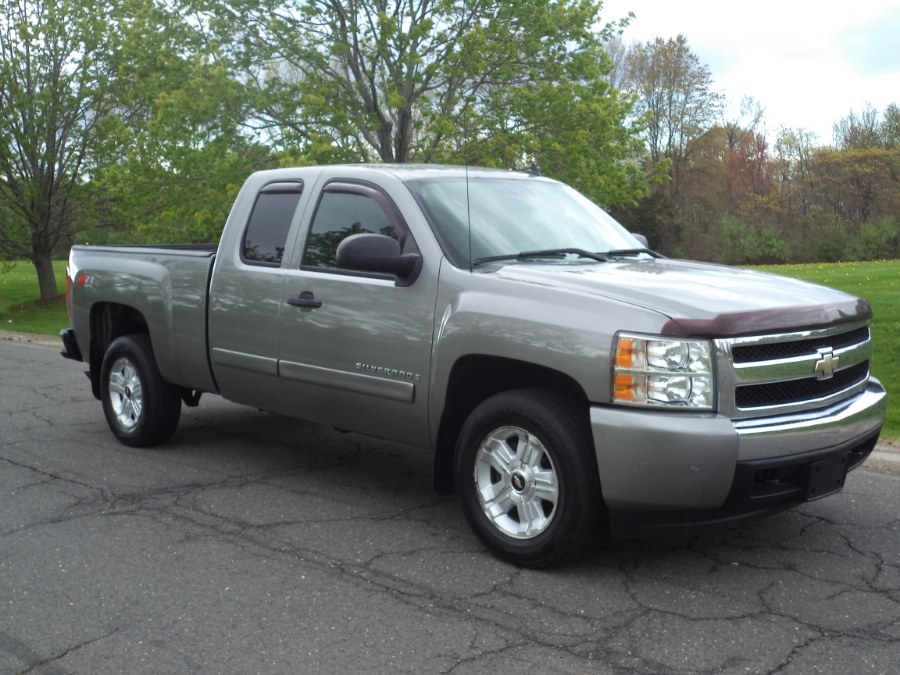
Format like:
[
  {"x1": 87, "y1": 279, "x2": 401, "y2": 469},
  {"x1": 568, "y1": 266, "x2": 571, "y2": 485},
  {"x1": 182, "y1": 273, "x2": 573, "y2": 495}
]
[{"x1": 61, "y1": 164, "x2": 887, "y2": 566}]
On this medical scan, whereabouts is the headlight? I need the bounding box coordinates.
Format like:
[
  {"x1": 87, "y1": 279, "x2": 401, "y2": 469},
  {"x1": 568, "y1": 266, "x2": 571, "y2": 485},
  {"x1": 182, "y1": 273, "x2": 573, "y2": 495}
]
[{"x1": 613, "y1": 333, "x2": 715, "y2": 410}]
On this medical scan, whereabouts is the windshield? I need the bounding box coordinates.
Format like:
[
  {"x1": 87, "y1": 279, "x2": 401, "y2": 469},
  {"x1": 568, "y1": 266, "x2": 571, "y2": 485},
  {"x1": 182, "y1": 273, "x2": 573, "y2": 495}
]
[{"x1": 405, "y1": 176, "x2": 643, "y2": 267}]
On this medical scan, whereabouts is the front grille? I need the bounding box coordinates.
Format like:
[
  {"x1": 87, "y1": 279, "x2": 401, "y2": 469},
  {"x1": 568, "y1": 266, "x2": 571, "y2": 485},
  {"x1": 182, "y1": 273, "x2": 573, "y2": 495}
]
[
  {"x1": 735, "y1": 361, "x2": 869, "y2": 409},
  {"x1": 732, "y1": 326, "x2": 869, "y2": 363},
  {"x1": 719, "y1": 322, "x2": 872, "y2": 418}
]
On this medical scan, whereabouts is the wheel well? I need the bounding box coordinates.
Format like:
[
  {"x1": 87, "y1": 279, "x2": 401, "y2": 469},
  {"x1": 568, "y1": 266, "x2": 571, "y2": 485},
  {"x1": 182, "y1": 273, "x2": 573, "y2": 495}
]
[
  {"x1": 88, "y1": 303, "x2": 149, "y2": 399},
  {"x1": 433, "y1": 355, "x2": 590, "y2": 494}
]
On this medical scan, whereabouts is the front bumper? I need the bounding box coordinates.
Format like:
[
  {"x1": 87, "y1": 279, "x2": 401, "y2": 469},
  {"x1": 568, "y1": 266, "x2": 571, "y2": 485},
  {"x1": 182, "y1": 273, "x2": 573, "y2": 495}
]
[{"x1": 589, "y1": 378, "x2": 887, "y2": 537}]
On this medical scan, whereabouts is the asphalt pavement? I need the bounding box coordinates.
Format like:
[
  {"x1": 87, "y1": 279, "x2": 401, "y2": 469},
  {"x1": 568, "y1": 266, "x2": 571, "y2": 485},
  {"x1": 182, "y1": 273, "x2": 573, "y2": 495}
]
[{"x1": 2, "y1": 335, "x2": 899, "y2": 674}]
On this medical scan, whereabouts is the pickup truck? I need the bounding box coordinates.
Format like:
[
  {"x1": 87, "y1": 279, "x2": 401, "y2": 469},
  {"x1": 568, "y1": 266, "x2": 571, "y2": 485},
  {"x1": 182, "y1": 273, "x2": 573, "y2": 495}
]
[{"x1": 61, "y1": 164, "x2": 887, "y2": 566}]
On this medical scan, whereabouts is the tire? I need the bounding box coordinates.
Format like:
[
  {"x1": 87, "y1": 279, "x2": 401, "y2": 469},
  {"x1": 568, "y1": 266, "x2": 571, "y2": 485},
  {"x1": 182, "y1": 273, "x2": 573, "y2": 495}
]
[
  {"x1": 454, "y1": 388, "x2": 601, "y2": 567},
  {"x1": 100, "y1": 334, "x2": 181, "y2": 447}
]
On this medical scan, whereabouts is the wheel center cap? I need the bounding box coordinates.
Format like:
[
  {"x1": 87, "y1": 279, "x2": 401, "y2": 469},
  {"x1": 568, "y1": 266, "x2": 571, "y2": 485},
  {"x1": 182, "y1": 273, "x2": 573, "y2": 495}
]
[
  {"x1": 124, "y1": 387, "x2": 132, "y2": 398},
  {"x1": 510, "y1": 471, "x2": 528, "y2": 493}
]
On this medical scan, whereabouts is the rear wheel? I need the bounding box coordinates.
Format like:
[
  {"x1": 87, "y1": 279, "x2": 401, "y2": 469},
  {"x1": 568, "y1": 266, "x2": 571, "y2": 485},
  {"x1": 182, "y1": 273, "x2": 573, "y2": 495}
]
[
  {"x1": 455, "y1": 389, "x2": 600, "y2": 567},
  {"x1": 100, "y1": 334, "x2": 181, "y2": 446}
]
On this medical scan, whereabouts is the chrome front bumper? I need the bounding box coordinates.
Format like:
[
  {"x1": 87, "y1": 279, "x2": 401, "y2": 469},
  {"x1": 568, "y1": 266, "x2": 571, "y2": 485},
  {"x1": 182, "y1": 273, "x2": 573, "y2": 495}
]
[
  {"x1": 733, "y1": 378, "x2": 887, "y2": 460},
  {"x1": 590, "y1": 378, "x2": 887, "y2": 519}
]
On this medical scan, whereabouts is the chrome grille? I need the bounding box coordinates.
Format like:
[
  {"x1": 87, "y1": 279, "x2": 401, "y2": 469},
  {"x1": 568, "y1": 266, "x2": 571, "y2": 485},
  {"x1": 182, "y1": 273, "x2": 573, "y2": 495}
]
[
  {"x1": 735, "y1": 361, "x2": 869, "y2": 408},
  {"x1": 731, "y1": 326, "x2": 870, "y2": 363},
  {"x1": 716, "y1": 322, "x2": 872, "y2": 419}
]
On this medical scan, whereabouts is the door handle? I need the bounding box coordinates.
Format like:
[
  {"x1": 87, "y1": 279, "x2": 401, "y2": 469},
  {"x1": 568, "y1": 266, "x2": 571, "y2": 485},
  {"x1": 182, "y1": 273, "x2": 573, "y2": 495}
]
[{"x1": 288, "y1": 291, "x2": 322, "y2": 310}]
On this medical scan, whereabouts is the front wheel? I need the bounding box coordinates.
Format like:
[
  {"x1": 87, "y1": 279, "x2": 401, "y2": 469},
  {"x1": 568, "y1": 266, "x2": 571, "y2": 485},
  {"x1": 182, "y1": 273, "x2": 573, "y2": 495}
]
[
  {"x1": 455, "y1": 389, "x2": 601, "y2": 567},
  {"x1": 100, "y1": 334, "x2": 181, "y2": 447}
]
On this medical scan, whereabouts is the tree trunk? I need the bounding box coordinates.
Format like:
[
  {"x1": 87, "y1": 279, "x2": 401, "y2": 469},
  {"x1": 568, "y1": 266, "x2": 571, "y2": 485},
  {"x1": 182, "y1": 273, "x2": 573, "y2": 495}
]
[{"x1": 33, "y1": 255, "x2": 60, "y2": 300}]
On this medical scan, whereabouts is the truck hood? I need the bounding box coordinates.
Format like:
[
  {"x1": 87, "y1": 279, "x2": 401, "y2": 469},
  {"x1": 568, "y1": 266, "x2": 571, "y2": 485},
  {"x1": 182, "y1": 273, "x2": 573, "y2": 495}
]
[{"x1": 492, "y1": 258, "x2": 871, "y2": 337}]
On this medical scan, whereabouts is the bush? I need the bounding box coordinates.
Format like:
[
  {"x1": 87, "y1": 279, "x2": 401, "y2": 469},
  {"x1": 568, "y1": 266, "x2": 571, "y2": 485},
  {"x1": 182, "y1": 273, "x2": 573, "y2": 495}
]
[
  {"x1": 849, "y1": 217, "x2": 899, "y2": 261},
  {"x1": 718, "y1": 215, "x2": 790, "y2": 265},
  {"x1": 801, "y1": 208, "x2": 847, "y2": 262}
]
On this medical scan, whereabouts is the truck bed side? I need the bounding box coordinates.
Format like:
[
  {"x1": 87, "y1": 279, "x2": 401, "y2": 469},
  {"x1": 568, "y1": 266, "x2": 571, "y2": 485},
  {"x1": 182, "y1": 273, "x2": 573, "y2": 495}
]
[{"x1": 68, "y1": 244, "x2": 218, "y2": 395}]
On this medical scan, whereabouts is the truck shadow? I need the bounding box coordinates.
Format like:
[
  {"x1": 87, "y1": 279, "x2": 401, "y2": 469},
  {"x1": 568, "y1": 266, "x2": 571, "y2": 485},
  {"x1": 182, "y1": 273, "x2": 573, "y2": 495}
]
[{"x1": 157, "y1": 396, "x2": 885, "y2": 576}]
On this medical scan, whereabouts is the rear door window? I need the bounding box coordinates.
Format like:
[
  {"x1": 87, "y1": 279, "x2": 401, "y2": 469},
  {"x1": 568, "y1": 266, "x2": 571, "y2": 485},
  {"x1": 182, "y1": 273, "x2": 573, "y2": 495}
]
[{"x1": 241, "y1": 182, "x2": 304, "y2": 266}]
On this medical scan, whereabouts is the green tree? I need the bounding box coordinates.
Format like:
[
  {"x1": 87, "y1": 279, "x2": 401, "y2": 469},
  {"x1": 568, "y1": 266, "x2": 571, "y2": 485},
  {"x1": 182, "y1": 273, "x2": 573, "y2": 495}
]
[
  {"x1": 0, "y1": 0, "x2": 124, "y2": 298},
  {"x1": 88, "y1": 2, "x2": 272, "y2": 244},
  {"x1": 624, "y1": 35, "x2": 722, "y2": 168},
  {"x1": 203, "y1": 0, "x2": 644, "y2": 205},
  {"x1": 721, "y1": 97, "x2": 773, "y2": 204},
  {"x1": 883, "y1": 103, "x2": 900, "y2": 146},
  {"x1": 834, "y1": 104, "x2": 882, "y2": 149},
  {"x1": 0, "y1": 0, "x2": 268, "y2": 289},
  {"x1": 90, "y1": 138, "x2": 273, "y2": 245},
  {"x1": 613, "y1": 35, "x2": 722, "y2": 253},
  {"x1": 811, "y1": 146, "x2": 900, "y2": 228},
  {"x1": 835, "y1": 102, "x2": 900, "y2": 149},
  {"x1": 428, "y1": 42, "x2": 646, "y2": 206}
]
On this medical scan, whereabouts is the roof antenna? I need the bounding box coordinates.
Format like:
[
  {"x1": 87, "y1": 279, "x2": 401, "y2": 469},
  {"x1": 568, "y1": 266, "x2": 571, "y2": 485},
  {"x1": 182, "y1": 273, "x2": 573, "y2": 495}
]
[{"x1": 527, "y1": 162, "x2": 541, "y2": 177}]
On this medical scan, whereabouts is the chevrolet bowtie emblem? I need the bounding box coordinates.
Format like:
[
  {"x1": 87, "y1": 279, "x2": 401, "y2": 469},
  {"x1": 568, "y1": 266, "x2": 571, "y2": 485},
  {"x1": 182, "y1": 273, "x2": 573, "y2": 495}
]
[{"x1": 814, "y1": 348, "x2": 839, "y2": 380}]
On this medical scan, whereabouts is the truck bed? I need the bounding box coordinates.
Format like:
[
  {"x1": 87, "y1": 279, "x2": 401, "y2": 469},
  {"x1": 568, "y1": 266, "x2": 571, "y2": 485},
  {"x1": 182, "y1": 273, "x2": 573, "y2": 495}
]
[{"x1": 67, "y1": 244, "x2": 219, "y2": 394}]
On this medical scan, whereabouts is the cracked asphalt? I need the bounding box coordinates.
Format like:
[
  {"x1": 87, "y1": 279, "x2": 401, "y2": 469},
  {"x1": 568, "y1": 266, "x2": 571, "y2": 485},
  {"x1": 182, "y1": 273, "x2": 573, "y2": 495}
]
[{"x1": 2, "y1": 338, "x2": 899, "y2": 674}]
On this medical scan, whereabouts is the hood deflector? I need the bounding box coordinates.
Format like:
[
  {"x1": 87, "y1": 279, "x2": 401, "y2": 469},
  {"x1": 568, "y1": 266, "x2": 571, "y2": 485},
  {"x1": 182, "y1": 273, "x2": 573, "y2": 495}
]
[{"x1": 660, "y1": 298, "x2": 872, "y2": 338}]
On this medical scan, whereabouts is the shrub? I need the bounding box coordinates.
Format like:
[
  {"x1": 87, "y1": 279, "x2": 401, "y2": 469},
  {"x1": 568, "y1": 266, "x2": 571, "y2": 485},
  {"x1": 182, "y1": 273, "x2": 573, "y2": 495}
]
[
  {"x1": 718, "y1": 215, "x2": 790, "y2": 264},
  {"x1": 849, "y1": 217, "x2": 899, "y2": 261}
]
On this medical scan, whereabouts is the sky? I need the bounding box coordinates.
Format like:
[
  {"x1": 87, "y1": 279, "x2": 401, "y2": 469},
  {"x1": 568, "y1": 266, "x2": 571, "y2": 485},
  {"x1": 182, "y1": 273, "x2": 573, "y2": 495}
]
[{"x1": 600, "y1": 0, "x2": 900, "y2": 144}]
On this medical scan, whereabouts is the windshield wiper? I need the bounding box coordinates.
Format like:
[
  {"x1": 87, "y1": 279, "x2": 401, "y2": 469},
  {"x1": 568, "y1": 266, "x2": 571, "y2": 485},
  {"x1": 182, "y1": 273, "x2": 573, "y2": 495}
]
[
  {"x1": 600, "y1": 248, "x2": 662, "y2": 258},
  {"x1": 474, "y1": 248, "x2": 609, "y2": 266}
]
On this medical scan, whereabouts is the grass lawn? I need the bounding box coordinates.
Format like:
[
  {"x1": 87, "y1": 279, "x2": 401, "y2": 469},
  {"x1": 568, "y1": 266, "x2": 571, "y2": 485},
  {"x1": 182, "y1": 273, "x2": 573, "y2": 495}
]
[
  {"x1": 2, "y1": 258, "x2": 897, "y2": 439},
  {"x1": 754, "y1": 259, "x2": 898, "y2": 440},
  {"x1": 0, "y1": 260, "x2": 69, "y2": 335}
]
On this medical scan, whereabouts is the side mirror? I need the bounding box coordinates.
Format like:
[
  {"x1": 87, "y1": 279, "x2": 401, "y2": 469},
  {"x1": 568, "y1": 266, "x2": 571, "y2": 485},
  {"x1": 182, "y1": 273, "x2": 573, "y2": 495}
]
[
  {"x1": 336, "y1": 233, "x2": 421, "y2": 280},
  {"x1": 632, "y1": 233, "x2": 649, "y2": 248}
]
